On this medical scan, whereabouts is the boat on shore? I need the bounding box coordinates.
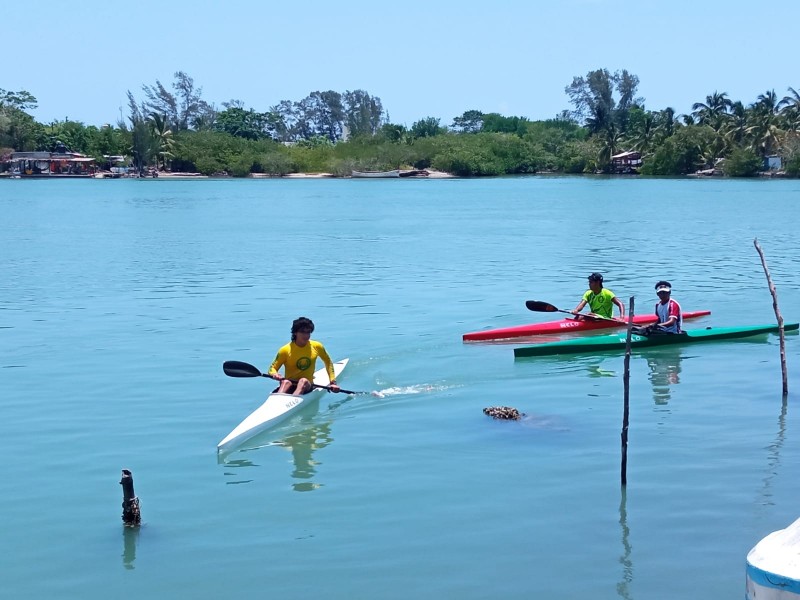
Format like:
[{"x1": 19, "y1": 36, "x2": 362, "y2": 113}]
[
  {"x1": 352, "y1": 169, "x2": 400, "y2": 178},
  {"x1": 513, "y1": 323, "x2": 798, "y2": 358},
  {"x1": 464, "y1": 310, "x2": 711, "y2": 342},
  {"x1": 218, "y1": 358, "x2": 348, "y2": 452}
]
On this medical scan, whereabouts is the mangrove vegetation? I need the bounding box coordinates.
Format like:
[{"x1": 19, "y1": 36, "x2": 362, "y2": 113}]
[{"x1": 2, "y1": 69, "x2": 800, "y2": 177}]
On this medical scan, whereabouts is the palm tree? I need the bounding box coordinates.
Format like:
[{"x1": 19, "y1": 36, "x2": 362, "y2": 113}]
[
  {"x1": 721, "y1": 101, "x2": 749, "y2": 149},
  {"x1": 692, "y1": 91, "x2": 733, "y2": 130},
  {"x1": 597, "y1": 123, "x2": 624, "y2": 171},
  {"x1": 755, "y1": 89, "x2": 780, "y2": 115},
  {"x1": 626, "y1": 111, "x2": 656, "y2": 154},
  {"x1": 778, "y1": 87, "x2": 800, "y2": 132},
  {"x1": 148, "y1": 112, "x2": 175, "y2": 171},
  {"x1": 747, "y1": 90, "x2": 784, "y2": 158}
]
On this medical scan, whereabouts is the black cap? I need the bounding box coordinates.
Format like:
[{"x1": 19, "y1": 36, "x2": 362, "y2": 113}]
[
  {"x1": 588, "y1": 272, "x2": 604, "y2": 282},
  {"x1": 655, "y1": 280, "x2": 672, "y2": 292}
]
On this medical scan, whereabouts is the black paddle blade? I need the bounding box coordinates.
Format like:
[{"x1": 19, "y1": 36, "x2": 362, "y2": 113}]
[
  {"x1": 525, "y1": 300, "x2": 558, "y2": 313},
  {"x1": 223, "y1": 360, "x2": 263, "y2": 378}
]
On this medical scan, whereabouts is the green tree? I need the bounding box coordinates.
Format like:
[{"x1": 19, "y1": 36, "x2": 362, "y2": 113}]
[
  {"x1": 565, "y1": 68, "x2": 642, "y2": 135},
  {"x1": 124, "y1": 91, "x2": 157, "y2": 174},
  {"x1": 149, "y1": 112, "x2": 175, "y2": 169},
  {"x1": 625, "y1": 107, "x2": 658, "y2": 154},
  {"x1": 343, "y1": 89, "x2": 385, "y2": 137},
  {"x1": 778, "y1": 87, "x2": 800, "y2": 132},
  {"x1": 451, "y1": 110, "x2": 484, "y2": 133},
  {"x1": 641, "y1": 126, "x2": 715, "y2": 175},
  {"x1": 141, "y1": 71, "x2": 215, "y2": 131},
  {"x1": 481, "y1": 113, "x2": 529, "y2": 136},
  {"x1": 722, "y1": 147, "x2": 762, "y2": 176},
  {"x1": 0, "y1": 88, "x2": 43, "y2": 150},
  {"x1": 691, "y1": 91, "x2": 732, "y2": 130},
  {"x1": 305, "y1": 90, "x2": 345, "y2": 141},
  {"x1": 410, "y1": 117, "x2": 446, "y2": 139},
  {"x1": 747, "y1": 89, "x2": 783, "y2": 157},
  {"x1": 377, "y1": 123, "x2": 409, "y2": 143},
  {"x1": 215, "y1": 107, "x2": 269, "y2": 140}
]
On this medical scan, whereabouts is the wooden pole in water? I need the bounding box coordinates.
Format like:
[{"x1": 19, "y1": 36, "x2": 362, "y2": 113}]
[
  {"x1": 621, "y1": 297, "x2": 635, "y2": 486},
  {"x1": 753, "y1": 239, "x2": 789, "y2": 397},
  {"x1": 120, "y1": 469, "x2": 141, "y2": 527}
]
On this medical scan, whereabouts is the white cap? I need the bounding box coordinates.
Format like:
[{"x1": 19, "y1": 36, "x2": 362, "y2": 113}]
[{"x1": 656, "y1": 285, "x2": 671, "y2": 293}]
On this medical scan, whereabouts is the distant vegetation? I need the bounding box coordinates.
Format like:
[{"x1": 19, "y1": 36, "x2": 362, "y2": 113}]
[{"x1": 2, "y1": 69, "x2": 800, "y2": 177}]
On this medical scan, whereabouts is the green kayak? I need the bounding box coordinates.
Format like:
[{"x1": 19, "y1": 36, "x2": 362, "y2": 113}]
[{"x1": 513, "y1": 323, "x2": 799, "y2": 358}]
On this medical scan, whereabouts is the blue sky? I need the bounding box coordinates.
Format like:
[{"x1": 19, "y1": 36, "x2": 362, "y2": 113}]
[{"x1": 5, "y1": 0, "x2": 797, "y2": 127}]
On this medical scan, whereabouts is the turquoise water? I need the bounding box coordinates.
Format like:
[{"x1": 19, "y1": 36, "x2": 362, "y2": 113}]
[{"x1": 2, "y1": 176, "x2": 799, "y2": 599}]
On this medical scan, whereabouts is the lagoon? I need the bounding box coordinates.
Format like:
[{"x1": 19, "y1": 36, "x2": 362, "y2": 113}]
[{"x1": 2, "y1": 176, "x2": 800, "y2": 599}]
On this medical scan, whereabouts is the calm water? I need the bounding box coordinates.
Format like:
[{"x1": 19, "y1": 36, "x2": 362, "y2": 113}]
[{"x1": 2, "y1": 176, "x2": 799, "y2": 599}]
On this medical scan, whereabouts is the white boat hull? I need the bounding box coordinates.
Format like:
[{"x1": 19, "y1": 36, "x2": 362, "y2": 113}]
[
  {"x1": 351, "y1": 170, "x2": 400, "y2": 178},
  {"x1": 746, "y1": 516, "x2": 800, "y2": 599},
  {"x1": 217, "y1": 358, "x2": 349, "y2": 452}
]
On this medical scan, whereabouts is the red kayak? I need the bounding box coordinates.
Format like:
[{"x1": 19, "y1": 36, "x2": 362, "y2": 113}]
[{"x1": 463, "y1": 310, "x2": 711, "y2": 342}]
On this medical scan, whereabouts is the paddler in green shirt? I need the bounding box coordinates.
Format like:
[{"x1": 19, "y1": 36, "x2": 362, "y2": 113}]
[{"x1": 572, "y1": 272, "x2": 625, "y2": 320}]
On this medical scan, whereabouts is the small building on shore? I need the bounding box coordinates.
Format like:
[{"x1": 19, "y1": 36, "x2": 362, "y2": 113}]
[
  {"x1": 8, "y1": 151, "x2": 96, "y2": 178},
  {"x1": 611, "y1": 151, "x2": 642, "y2": 174}
]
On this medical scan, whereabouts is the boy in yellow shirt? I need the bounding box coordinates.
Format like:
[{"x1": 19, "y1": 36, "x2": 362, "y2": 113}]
[
  {"x1": 268, "y1": 317, "x2": 340, "y2": 396},
  {"x1": 572, "y1": 272, "x2": 625, "y2": 320}
]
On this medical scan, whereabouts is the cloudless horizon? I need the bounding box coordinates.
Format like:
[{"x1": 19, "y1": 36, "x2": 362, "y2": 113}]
[{"x1": 6, "y1": 0, "x2": 799, "y2": 128}]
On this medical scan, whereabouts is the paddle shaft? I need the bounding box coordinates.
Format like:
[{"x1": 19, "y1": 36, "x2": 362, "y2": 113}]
[
  {"x1": 262, "y1": 372, "x2": 359, "y2": 395},
  {"x1": 222, "y1": 360, "x2": 364, "y2": 395},
  {"x1": 525, "y1": 300, "x2": 624, "y2": 324}
]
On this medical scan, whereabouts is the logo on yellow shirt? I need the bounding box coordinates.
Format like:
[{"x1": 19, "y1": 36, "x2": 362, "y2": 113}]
[{"x1": 296, "y1": 357, "x2": 311, "y2": 371}]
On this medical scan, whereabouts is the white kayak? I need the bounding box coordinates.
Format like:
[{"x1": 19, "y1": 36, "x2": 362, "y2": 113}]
[{"x1": 217, "y1": 358, "x2": 349, "y2": 452}]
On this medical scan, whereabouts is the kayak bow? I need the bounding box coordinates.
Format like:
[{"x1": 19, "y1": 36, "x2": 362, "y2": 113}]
[
  {"x1": 463, "y1": 310, "x2": 711, "y2": 342},
  {"x1": 217, "y1": 358, "x2": 349, "y2": 452},
  {"x1": 513, "y1": 324, "x2": 798, "y2": 358}
]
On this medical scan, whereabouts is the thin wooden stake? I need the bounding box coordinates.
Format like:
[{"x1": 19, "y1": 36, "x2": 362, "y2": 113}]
[
  {"x1": 621, "y1": 296, "x2": 635, "y2": 486},
  {"x1": 753, "y1": 239, "x2": 789, "y2": 397}
]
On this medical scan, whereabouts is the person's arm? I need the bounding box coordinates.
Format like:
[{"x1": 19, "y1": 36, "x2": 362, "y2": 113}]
[
  {"x1": 612, "y1": 296, "x2": 625, "y2": 318},
  {"x1": 662, "y1": 302, "x2": 680, "y2": 328},
  {"x1": 317, "y1": 343, "x2": 339, "y2": 390},
  {"x1": 573, "y1": 299, "x2": 588, "y2": 314},
  {"x1": 267, "y1": 348, "x2": 286, "y2": 379}
]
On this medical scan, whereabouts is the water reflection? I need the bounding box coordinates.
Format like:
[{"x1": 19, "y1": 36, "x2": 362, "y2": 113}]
[
  {"x1": 281, "y1": 418, "x2": 333, "y2": 492},
  {"x1": 121, "y1": 526, "x2": 139, "y2": 570},
  {"x1": 646, "y1": 347, "x2": 684, "y2": 405},
  {"x1": 219, "y1": 395, "x2": 353, "y2": 491},
  {"x1": 616, "y1": 487, "x2": 633, "y2": 600},
  {"x1": 759, "y1": 398, "x2": 788, "y2": 507}
]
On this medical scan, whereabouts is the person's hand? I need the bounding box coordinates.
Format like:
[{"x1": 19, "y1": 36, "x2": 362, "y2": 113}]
[
  {"x1": 272, "y1": 373, "x2": 284, "y2": 381},
  {"x1": 329, "y1": 383, "x2": 340, "y2": 393}
]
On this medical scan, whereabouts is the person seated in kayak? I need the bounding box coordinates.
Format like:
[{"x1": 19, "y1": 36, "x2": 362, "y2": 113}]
[
  {"x1": 572, "y1": 272, "x2": 625, "y2": 320},
  {"x1": 650, "y1": 280, "x2": 683, "y2": 334},
  {"x1": 268, "y1": 317, "x2": 340, "y2": 396}
]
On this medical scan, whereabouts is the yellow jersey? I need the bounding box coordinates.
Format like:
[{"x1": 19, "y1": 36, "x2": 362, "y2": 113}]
[{"x1": 268, "y1": 340, "x2": 335, "y2": 382}]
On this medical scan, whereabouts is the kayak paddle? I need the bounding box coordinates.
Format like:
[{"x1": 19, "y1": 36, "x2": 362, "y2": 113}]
[
  {"x1": 222, "y1": 360, "x2": 367, "y2": 395},
  {"x1": 525, "y1": 300, "x2": 625, "y2": 324}
]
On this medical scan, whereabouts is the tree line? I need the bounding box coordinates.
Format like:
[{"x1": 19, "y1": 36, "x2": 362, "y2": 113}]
[{"x1": 2, "y1": 69, "x2": 799, "y2": 177}]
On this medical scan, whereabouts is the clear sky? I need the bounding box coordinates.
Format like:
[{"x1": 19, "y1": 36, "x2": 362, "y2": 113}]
[{"x1": 5, "y1": 0, "x2": 798, "y2": 128}]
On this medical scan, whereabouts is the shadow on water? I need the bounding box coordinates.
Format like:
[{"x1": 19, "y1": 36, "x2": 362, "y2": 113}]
[
  {"x1": 121, "y1": 526, "x2": 139, "y2": 570},
  {"x1": 218, "y1": 395, "x2": 357, "y2": 491},
  {"x1": 617, "y1": 487, "x2": 633, "y2": 600}
]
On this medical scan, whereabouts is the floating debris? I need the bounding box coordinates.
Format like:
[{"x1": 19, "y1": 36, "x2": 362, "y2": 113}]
[{"x1": 483, "y1": 406, "x2": 523, "y2": 420}]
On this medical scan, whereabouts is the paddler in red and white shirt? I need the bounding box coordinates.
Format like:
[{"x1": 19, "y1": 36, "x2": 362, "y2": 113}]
[{"x1": 653, "y1": 281, "x2": 682, "y2": 333}]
